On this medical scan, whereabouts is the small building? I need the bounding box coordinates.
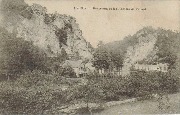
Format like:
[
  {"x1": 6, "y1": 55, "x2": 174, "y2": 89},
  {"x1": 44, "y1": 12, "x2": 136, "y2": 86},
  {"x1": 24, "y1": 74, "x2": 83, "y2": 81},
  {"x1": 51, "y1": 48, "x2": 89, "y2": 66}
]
[
  {"x1": 111, "y1": 67, "x2": 122, "y2": 76},
  {"x1": 98, "y1": 66, "x2": 122, "y2": 76},
  {"x1": 98, "y1": 68, "x2": 105, "y2": 75},
  {"x1": 133, "y1": 63, "x2": 168, "y2": 72},
  {"x1": 62, "y1": 60, "x2": 95, "y2": 77},
  {"x1": 85, "y1": 62, "x2": 96, "y2": 73},
  {"x1": 62, "y1": 60, "x2": 84, "y2": 77}
]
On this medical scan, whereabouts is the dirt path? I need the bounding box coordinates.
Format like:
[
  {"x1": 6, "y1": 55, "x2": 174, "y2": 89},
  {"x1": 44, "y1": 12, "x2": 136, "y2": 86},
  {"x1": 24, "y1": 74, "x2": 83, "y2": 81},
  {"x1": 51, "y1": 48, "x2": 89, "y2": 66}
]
[{"x1": 96, "y1": 93, "x2": 180, "y2": 114}]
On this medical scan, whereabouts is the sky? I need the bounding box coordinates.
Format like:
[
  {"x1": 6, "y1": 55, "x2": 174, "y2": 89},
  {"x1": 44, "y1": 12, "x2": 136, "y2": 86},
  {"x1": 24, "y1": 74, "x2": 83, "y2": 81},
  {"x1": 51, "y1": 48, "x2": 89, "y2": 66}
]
[{"x1": 25, "y1": 0, "x2": 180, "y2": 47}]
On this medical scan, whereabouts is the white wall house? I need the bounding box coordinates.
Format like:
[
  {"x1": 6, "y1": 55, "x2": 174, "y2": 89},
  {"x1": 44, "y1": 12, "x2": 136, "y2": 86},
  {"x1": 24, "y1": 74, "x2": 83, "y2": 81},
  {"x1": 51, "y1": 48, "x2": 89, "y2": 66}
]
[
  {"x1": 133, "y1": 63, "x2": 168, "y2": 72},
  {"x1": 98, "y1": 67, "x2": 122, "y2": 76}
]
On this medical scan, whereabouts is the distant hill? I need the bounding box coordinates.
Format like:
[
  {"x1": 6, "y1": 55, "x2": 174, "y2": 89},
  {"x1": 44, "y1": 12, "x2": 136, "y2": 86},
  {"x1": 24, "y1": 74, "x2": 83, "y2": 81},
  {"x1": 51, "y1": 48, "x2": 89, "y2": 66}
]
[{"x1": 98, "y1": 27, "x2": 180, "y2": 76}]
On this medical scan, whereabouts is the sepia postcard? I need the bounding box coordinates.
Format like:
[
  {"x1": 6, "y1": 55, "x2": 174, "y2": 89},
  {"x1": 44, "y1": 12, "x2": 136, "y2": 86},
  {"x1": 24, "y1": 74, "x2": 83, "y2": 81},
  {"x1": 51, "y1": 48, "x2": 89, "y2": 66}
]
[{"x1": 0, "y1": 0, "x2": 180, "y2": 114}]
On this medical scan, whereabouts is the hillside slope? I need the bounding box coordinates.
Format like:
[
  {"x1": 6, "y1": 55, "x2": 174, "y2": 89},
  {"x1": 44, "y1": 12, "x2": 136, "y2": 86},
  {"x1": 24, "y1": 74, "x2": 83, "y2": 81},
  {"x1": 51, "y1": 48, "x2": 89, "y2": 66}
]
[
  {"x1": 0, "y1": 0, "x2": 93, "y2": 59},
  {"x1": 102, "y1": 27, "x2": 180, "y2": 76}
]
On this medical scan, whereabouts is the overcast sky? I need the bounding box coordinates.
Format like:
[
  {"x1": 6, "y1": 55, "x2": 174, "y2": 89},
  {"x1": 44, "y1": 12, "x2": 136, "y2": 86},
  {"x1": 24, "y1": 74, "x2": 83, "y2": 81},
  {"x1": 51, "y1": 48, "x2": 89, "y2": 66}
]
[{"x1": 25, "y1": 0, "x2": 180, "y2": 47}]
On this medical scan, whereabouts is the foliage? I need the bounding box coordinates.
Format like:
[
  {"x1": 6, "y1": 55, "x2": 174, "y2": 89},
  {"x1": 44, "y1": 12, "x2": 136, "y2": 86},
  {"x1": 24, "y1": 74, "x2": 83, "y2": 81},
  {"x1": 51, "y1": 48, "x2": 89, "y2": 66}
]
[
  {"x1": 93, "y1": 50, "x2": 110, "y2": 70},
  {"x1": 0, "y1": 71, "x2": 73, "y2": 114},
  {"x1": 64, "y1": 22, "x2": 73, "y2": 31},
  {"x1": 84, "y1": 71, "x2": 179, "y2": 101},
  {"x1": 93, "y1": 48, "x2": 123, "y2": 73},
  {"x1": 110, "y1": 52, "x2": 123, "y2": 69},
  {"x1": 0, "y1": 28, "x2": 48, "y2": 78},
  {"x1": 129, "y1": 70, "x2": 179, "y2": 97},
  {"x1": 0, "y1": 70, "x2": 95, "y2": 114},
  {"x1": 55, "y1": 28, "x2": 68, "y2": 48},
  {"x1": 87, "y1": 74, "x2": 131, "y2": 101},
  {"x1": 44, "y1": 13, "x2": 56, "y2": 24},
  {"x1": 61, "y1": 66, "x2": 77, "y2": 78},
  {"x1": 154, "y1": 29, "x2": 179, "y2": 68},
  {"x1": 0, "y1": 69, "x2": 179, "y2": 114},
  {"x1": 96, "y1": 27, "x2": 180, "y2": 78}
]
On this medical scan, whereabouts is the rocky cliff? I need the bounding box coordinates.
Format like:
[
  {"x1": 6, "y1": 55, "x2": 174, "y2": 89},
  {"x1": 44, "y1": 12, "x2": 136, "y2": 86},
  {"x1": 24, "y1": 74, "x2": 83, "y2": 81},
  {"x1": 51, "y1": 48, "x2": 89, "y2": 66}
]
[
  {"x1": 0, "y1": 0, "x2": 93, "y2": 59},
  {"x1": 102, "y1": 27, "x2": 180, "y2": 76},
  {"x1": 121, "y1": 27, "x2": 158, "y2": 75},
  {"x1": 122, "y1": 27, "x2": 180, "y2": 76}
]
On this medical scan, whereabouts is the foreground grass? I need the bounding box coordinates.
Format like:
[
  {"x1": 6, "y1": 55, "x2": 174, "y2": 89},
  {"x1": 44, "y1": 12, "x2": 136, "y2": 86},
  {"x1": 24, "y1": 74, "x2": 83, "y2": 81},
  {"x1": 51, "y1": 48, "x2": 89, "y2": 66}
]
[
  {"x1": 0, "y1": 71, "x2": 86, "y2": 114},
  {"x1": 97, "y1": 92, "x2": 180, "y2": 114},
  {"x1": 0, "y1": 71, "x2": 179, "y2": 114}
]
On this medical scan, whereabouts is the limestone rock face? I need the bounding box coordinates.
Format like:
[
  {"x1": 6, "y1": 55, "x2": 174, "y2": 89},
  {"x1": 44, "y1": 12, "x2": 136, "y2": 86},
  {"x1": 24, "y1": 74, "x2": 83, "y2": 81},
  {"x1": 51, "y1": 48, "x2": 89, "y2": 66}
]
[
  {"x1": 1, "y1": 3, "x2": 93, "y2": 59},
  {"x1": 122, "y1": 28, "x2": 158, "y2": 76}
]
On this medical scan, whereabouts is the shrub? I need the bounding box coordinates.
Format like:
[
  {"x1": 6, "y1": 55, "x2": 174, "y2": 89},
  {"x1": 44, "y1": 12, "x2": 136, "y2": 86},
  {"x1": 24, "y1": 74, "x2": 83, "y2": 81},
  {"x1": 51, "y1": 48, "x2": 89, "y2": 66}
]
[
  {"x1": 85, "y1": 71, "x2": 180, "y2": 101},
  {"x1": 0, "y1": 85, "x2": 67, "y2": 114},
  {"x1": 61, "y1": 66, "x2": 77, "y2": 78},
  {"x1": 44, "y1": 13, "x2": 56, "y2": 24},
  {"x1": 128, "y1": 70, "x2": 179, "y2": 97},
  {"x1": 0, "y1": 28, "x2": 48, "y2": 79},
  {"x1": 0, "y1": 71, "x2": 70, "y2": 114},
  {"x1": 86, "y1": 74, "x2": 130, "y2": 101}
]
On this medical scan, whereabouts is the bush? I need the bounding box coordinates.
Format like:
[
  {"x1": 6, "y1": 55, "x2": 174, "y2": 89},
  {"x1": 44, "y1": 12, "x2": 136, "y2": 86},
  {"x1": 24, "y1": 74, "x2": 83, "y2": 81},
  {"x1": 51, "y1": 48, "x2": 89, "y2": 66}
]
[
  {"x1": 0, "y1": 69, "x2": 178, "y2": 114},
  {"x1": 44, "y1": 13, "x2": 56, "y2": 24},
  {"x1": 129, "y1": 70, "x2": 179, "y2": 96},
  {"x1": 84, "y1": 71, "x2": 180, "y2": 102},
  {"x1": 86, "y1": 73, "x2": 130, "y2": 101},
  {"x1": 0, "y1": 27, "x2": 48, "y2": 79},
  {"x1": 0, "y1": 71, "x2": 71, "y2": 114},
  {"x1": 0, "y1": 85, "x2": 67, "y2": 114},
  {"x1": 61, "y1": 66, "x2": 77, "y2": 78}
]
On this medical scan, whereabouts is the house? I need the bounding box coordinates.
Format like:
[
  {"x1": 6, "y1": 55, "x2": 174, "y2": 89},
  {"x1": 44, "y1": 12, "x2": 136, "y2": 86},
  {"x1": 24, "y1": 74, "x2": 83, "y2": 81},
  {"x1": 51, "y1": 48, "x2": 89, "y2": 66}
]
[
  {"x1": 62, "y1": 60, "x2": 84, "y2": 77},
  {"x1": 110, "y1": 67, "x2": 122, "y2": 76},
  {"x1": 98, "y1": 68, "x2": 104, "y2": 75},
  {"x1": 62, "y1": 60, "x2": 95, "y2": 77},
  {"x1": 85, "y1": 62, "x2": 96, "y2": 73},
  {"x1": 133, "y1": 63, "x2": 168, "y2": 72},
  {"x1": 98, "y1": 66, "x2": 122, "y2": 76}
]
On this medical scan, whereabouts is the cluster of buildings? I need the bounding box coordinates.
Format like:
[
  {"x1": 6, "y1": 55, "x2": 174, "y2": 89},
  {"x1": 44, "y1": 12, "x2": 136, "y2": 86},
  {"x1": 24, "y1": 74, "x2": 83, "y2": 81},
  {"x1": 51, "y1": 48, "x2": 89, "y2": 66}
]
[
  {"x1": 62, "y1": 59, "x2": 169, "y2": 77},
  {"x1": 133, "y1": 63, "x2": 168, "y2": 72}
]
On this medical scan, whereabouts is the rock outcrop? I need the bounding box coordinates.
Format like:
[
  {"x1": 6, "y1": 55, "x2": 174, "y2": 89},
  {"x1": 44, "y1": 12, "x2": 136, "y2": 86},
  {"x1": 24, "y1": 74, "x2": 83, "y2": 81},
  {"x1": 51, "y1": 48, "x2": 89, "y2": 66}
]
[
  {"x1": 122, "y1": 27, "x2": 158, "y2": 75},
  {"x1": 1, "y1": 1, "x2": 93, "y2": 59},
  {"x1": 95, "y1": 26, "x2": 179, "y2": 76}
]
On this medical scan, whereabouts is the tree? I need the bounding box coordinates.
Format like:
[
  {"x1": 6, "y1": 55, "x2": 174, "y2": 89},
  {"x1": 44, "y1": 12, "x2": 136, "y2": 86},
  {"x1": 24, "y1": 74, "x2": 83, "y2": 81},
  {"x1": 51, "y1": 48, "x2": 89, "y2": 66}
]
[
  {"x1": 93, "y1": 50, "x2": 110, "y2": 74},
  {"x1": 110, "y1": 52, "x2": 124, "y2": 72},
  {"x1": 61, "y1": 66, "x2": 76, "y2": 78},
  {"x1": 0, "y1": 27, "x2": 48, "y2": 79}
]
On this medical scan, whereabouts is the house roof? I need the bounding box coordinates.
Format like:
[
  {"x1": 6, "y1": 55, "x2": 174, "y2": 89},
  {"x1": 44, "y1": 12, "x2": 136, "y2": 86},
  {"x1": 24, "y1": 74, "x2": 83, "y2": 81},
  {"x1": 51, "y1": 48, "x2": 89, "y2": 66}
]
[
  {"x1": 85, "y1": 62, "x2": 95, "y2": 70},
  {"x1": 62, "y1": 60, "x2": 83, "y2": 68}
]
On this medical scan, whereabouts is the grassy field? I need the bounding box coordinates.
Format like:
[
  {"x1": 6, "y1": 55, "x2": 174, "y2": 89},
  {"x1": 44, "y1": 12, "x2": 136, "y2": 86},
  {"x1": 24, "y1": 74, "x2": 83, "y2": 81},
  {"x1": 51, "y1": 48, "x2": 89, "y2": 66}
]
[{"x1": 96, "y1": 92, "x2": 180, "y2": 114}]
